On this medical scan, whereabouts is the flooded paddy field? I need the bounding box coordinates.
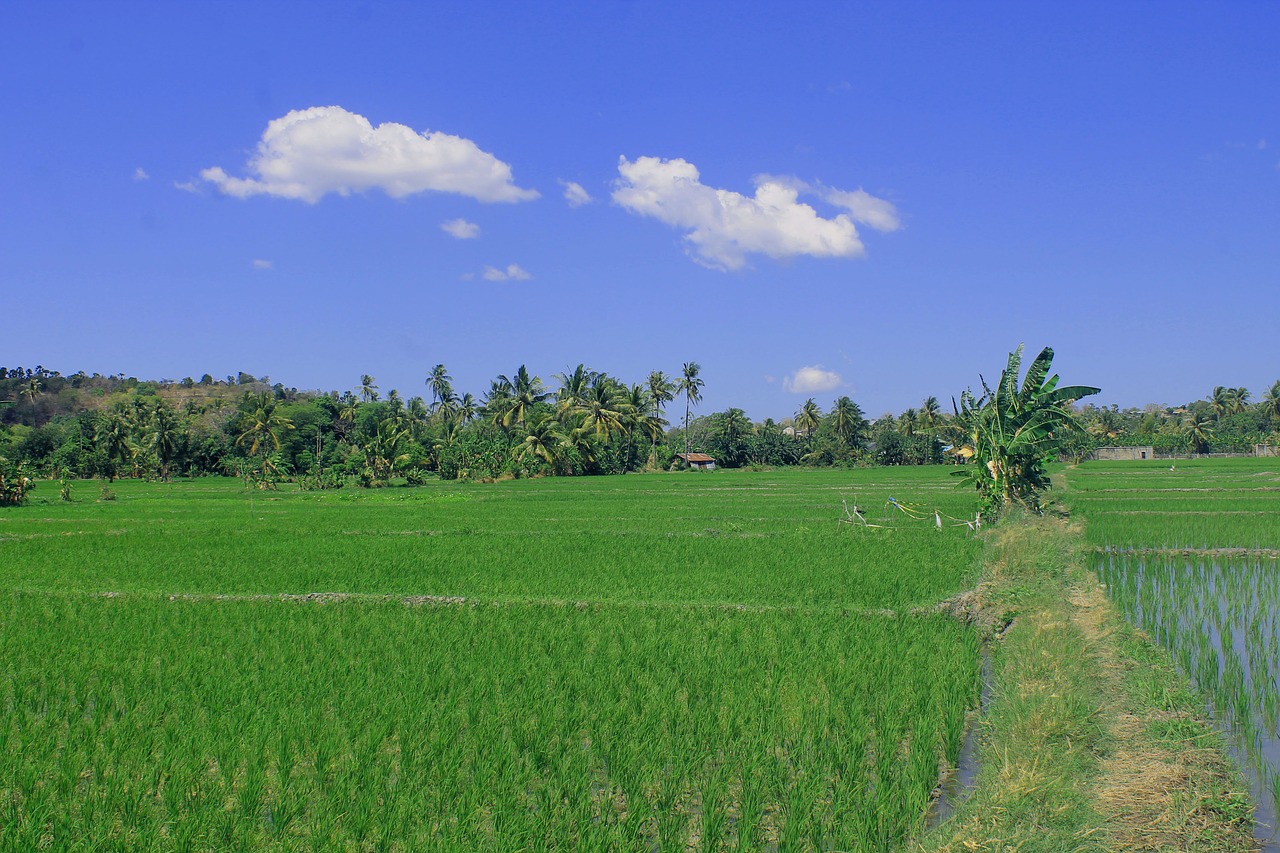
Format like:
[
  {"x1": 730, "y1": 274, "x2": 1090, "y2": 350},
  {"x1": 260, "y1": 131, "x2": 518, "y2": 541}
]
[{"x1": 1069, "y1": 459, "x2": 1280, "y2": 846}]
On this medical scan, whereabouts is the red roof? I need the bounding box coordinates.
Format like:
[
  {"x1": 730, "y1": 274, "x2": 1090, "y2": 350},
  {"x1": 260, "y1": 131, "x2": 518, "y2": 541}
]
[{"x1": 677, "y1": 453, "x2": 716, "y2": 463}]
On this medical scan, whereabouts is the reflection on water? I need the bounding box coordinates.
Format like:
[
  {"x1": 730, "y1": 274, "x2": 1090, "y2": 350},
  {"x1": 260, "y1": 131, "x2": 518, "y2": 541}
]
[{"x1": 1098, "y1": 554, "x2": 1280, "y2": 848}]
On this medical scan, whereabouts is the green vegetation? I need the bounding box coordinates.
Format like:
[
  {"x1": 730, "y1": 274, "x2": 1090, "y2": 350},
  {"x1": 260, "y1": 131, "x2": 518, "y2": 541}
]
[
  {"x1": 1, "y1": 469, "x2": 983, "y2": 850},
  {"x1": 951, "y1": 345, "x2": 1098, "y2": 519},
  {"x1": 1067, "y1": 458, "x2": 1280, "y2": 845},
  {"x1": 0, "y1": 361, "x2": 1003, "y2": 487},
  {"x1": 919, "y1": 510, "x2": 1254, "y2": 853}
]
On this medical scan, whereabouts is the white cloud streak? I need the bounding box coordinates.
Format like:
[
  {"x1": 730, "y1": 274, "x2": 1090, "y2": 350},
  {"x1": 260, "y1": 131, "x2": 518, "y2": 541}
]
[
  {"x1": 251, "y1": 259, "x2": 273, "y2": 270},
  {"x1": 561, "y1": 180, "x2": 592, "y2": 207},
  {"x1": 201, "y1": 106, "x2": 538, "y2": 204},
  {"x1": 481, "y1": 263, "x2": 532, "y2": 281},
  {"x1": 783, "y1": 365, "x2": 842, "y2": 394},
  {"x1": 612, "y1": 156, "x2": 898, "y2": 270},
  {"x1": 133, "y1": 167, "x2": 150, "y2": 181},
  {"x1": 441, "y1": 218, "x2": 480, "y2": 239}
]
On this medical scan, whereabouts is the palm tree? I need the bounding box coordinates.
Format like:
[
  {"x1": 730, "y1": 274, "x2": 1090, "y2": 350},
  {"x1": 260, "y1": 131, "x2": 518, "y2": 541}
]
[
  {"x1": 497, "y1": 365, "x2": 550, "y2": 429},
  {"x1": 93, "y1": 410, "x2": 134, "y2": 481},
  {"x1": 1211, "y1": 386, "x2": 1231, "y2": 422},
  {"x1": 514, "y1": 413, "x2": 568, "y2": 471},
  {"x1": 457, "y1": 393, "x2": 478, "y2": 424},
  {"x1": 576, "y1": 375, "x2": 630, "y2": 442},
  {"x1": 236, "y1": 394, "x2": 296, "y2": 458},
  {"x1": 898, "y1": 408, "x2": 919, "y2": 437},
  {"x1": 920, "y1": 396, "x2": 942, "y2": 432},
  {"x1": 556, "y1": 364, "x2": 595, "y2": 420},
  {"x1": 22, "y1": 377, "x2": 41, "y2": 404},
  {"x1": 359, "y1": 375, "x2": 379, "y2": 404},
  {"x1": 483, "y1": 377, "x2": 514, "y2": 427},
  {"x1": 1263, "y1": 381, "x2": 1280, "y2": 423},
  {"x1": 427, "y1": 364, "x2": 452, "y2": 412},
  {"x1": 830, "y1": 396, "x2": 868, "y2": 452},
  {"x1": 1231, "y1": 387, "x2": 1250, "y2": 415},
  {"x1": 795, "y1": 398, "x2": 822, "y2": 442},
  {"x1": 362, "y1": 418, "x2": 412, "y2": 484},
  {"x1": 145, "y1": 402, "x2": 183, "y2": 481},
  {"x1": 386, "y1": 388, "x2": 403, "y2": 414},
  {"x1": 712, "y1": 408, "x2": 753, "y2": 466},
  {"x1": 678, "y1": 362, "x2": 705, "y2": 461},
  {"x1": 1180, "y1": 410, "x2": 1215, "y2": 454},
  {"x1": 436, "y1": 386, "x2": 460, "y2": 426},
  {"x1": 647, "y1": 370, "x2": 675, "y2": 423}
]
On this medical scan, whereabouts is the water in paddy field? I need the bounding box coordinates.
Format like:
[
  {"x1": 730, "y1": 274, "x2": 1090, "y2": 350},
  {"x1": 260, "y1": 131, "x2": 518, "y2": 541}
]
[{"x1": 1098, "y1": 553, "x2": 1280, "y2": 849}]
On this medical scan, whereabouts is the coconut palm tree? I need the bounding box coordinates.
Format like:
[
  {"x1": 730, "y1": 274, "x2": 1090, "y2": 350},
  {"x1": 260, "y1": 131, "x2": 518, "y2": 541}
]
[
  {"x1": 362, "y1": 418, "x2": 412, "y2": 484},
  {"x1": 93, "y1": 410, "x2": 134, "y2": 481},
  {"x1": 647, "y1": 370, "x2": 675, "y2": 423},
  {"x1": 795, "y1": 398, "x2": 822, "y2": 442},
  {"x1": 427, "y1": 364, "x2": 452, "y2": 412},
  {"x1": 920, "y1": 396, "x2": 942, "y2": 433},
  {"x1": 145, "y1": 402, "x2": 183, "y2": 481},
  {"x1": 1180, "y1": 410, "x2": 1215, "y2": 454},
  {"x1": 678, "y1": 362, "x2": 705, "y2": 461},
  {"x1": 1231, "y1": 387, "x2": 1251, "y2": 415},
  {"x1": 236, "y1": 394, "x2": 296, "y2": 458},
  {"x1": 458, "y1": 393, "x2": 478, "y2": 424},
  {"x1": 830, "y1": 396, "x2": 869, "y2": 452},
  {"x1": 576, "y1": 375, "x2": 631, "y2": 442},
  {"x1": 514, "y1": 413, "x2": 569, "y2": 471},
  {"x1": 1211, "y1": 386, "x2": 1231, "y2": 422},
  {"x1": 898, "y1": 408, "x2": 919, "y2": 437},
  {"x1": 498, "y1": 365, "x2": 550, "y2": 429},
  {"x1": 359, "y1": 375, "x2": 379, "y2": 404},
  {"x1": 1263, "y1": 381, "x2": 1280, "y2": 423},
  {"x1": 555, "y1": 364, "x2": 595, "y2": 420}
]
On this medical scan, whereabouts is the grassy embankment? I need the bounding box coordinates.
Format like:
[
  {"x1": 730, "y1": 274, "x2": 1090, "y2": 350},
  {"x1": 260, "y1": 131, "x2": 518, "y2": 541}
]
[{"x1": 919, "y1": 467, "x2": 1257, "y2": 852}]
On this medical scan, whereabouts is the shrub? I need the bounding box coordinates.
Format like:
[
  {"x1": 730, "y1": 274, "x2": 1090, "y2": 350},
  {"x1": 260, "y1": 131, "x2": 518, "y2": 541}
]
[{"x1": 0, "y1": 456, "x2": 35, "y2": 506}]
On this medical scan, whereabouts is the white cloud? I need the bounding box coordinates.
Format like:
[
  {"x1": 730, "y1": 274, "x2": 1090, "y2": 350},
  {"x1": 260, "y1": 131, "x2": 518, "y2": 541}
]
[
  {"x1": 201, "y1": 106, "x2": 538, "y2": 204},
  {"x1": 560, "y1": 180, "x2": 592, "y2": 207},
  {"x1": 612, "y1": 156, "x2": 898, "y2": 270},
  {"x1": 441, "y1": 218, "x2": 480, "y2": 239},
  {"x1": 481, "y1": 263, "x2": 532, "y2": 281},
  {"x1": 251, "y1": 259, "x2": 273, "y2": 270},
  {"x1": 783, "y1": 365, "x2": 842, "y2": 394},
  {"x1": 133, "y1": 167, "x2": 150, "y2": 181},
  {"x1": 173, "y1": 180, "x2": 198, "y2": 193}
]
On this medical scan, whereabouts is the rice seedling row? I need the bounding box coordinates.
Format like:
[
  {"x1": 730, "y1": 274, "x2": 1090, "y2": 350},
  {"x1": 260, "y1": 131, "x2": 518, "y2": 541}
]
[
  {"x1": 1070, "y1": 459, "x2": 1280, "y2": 842},
  {"x1": 0, "y1": 469, "x2": 983, "y2": 850}
]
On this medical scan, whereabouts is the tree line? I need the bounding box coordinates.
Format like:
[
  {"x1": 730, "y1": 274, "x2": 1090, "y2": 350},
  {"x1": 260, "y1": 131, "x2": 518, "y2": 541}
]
[{"x1": 2, "y1": 360, "x2": 1276, "y2": 506}]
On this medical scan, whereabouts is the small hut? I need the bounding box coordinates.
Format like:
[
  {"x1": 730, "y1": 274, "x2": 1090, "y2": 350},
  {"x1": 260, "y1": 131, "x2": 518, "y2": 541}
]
[{"x1": 675, "y1": 452, "x2": 717, "y2": 470}]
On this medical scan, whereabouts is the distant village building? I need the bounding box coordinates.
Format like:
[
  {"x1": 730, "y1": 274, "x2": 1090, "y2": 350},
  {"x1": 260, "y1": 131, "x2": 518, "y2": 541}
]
[
  {"x1": 675, "y1": 452, "x2": 717, "y2": 470},
  {"x1": 1092, "y1": 446, "x2": 1155, "y2": 461}
]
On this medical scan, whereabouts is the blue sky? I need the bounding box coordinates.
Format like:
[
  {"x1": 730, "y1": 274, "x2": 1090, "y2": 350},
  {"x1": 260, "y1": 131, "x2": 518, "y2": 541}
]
[{"x1": 3, "y1": 1, "x2": 1277, "y2": 421}]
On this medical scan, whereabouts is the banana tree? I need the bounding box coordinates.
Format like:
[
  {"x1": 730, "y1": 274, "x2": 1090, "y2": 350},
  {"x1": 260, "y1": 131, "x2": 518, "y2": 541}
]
[{"x1": 953, "y1": 345, "x2": 1099, "y2": 517}]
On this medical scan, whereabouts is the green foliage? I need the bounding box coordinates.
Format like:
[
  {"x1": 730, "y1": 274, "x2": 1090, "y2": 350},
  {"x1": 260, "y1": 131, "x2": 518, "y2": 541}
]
[
  {"x1": 952, "y1": 345, "x2": 1099, "y2": 518},
  {"x1": 0, "y1": 469, "x2": 982, "y2": 849},
  {"x1": 0, "y1": 455, "x2": 35, "y2": 506}
]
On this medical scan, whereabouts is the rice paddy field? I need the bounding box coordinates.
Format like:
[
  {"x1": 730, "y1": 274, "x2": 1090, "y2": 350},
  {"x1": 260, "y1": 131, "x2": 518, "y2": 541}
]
[
  {"x1": 0, "y1": 468, "x2": 983, "y2": 851},
  {"x1": 1066, "y1": 458, "x2": 1280, "y2": 844}
]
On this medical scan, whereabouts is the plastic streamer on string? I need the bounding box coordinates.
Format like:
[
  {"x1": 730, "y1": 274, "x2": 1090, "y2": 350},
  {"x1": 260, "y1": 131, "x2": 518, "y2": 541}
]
[
  {"x1": 887, "y1": 497, "x2": 982, "y2": 531},
  {"x1": 840, "y1": 496, "x2": 982, "y2": 532}
]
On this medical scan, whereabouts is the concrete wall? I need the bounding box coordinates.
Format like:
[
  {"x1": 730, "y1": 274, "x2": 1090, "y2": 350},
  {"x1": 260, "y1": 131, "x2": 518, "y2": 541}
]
[{"x1": 1093, "y1": 446, "x2": 1155, "y2": 461}]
